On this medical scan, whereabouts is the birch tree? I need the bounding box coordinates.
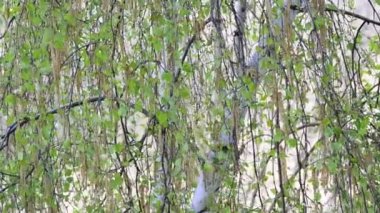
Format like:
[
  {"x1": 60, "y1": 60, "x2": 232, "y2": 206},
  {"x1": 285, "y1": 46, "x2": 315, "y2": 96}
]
[{"x1": 0, "y1": 0, "x2": 380, "y2": 212}]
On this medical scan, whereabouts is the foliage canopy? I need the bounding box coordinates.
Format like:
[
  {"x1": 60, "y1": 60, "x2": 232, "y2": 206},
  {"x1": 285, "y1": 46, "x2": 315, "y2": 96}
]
[{"x1": 0, "y1": 0, "x2": 380, "y2": 212}]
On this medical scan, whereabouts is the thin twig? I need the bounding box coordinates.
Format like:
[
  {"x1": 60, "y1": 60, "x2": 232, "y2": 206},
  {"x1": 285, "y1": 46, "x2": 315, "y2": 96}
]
[{"x1": 0, "y1": 16, "x2": 15, "y2": 40}]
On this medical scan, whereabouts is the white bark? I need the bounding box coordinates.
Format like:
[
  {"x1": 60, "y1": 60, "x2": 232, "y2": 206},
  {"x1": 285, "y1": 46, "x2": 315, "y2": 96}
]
[
  {"x1": 192, "y1": 0, "x2": 306, "y2": 211},
  {"x1": 191, "y1": 172, "x2": 208, "y2": 212}
]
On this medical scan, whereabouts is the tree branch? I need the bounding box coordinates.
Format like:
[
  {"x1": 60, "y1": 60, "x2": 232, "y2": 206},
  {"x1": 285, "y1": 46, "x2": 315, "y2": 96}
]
[
  {"x1": 290, "y1": 4, "x2": 380, "y2": 26},
  {"x1": 174, "y1": 17, "x2": 212, "y2": 83},
  {"x1": 0, "y1": 96, "x2": 151, "y2": 151}
]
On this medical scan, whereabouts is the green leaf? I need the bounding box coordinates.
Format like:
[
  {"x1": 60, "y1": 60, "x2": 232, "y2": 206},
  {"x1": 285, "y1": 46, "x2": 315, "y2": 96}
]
[
  {"x1": 64, "y1": 13, "x2": 76, "y2": 26},
  {"x1": 127, "y1": 79, "x2": 139, "y2": 94},
  {"x1": 182, "y1": 62, "x2": 192, "y2": 74},
  {"x1": 156, "y1": 111, "x2": 168, "y2": 127},
  {"x1": 95, "y1": 49, "x2": 107, "y2": 63},
  {"x1": 42, "y1": 28, "x2": 54, "y2": 45},
  {"x1": 286, "y1": 138, "x2": 297, "y2": 148},
  {"x1": 178, "y1": 87, "x2": 190, "y2": 99},
  {"x1": 327, "y1": 160, "x2": 337, "y2": 173},
  {"x1": 152, "y1": 37, "x2": 163, "y2": 51},
  {"x1": 118, "y1": 105, "x2": 128, "y2": 117},
  {"x1": 162, "y1": 72, "x2": 173, "y2": 82},
  {"x1": 324, "y1": 126, "x2": 334, "y2": 138},
  {"x1": 113, "y1": 143, "x2": 124, "y2": 153},
  {"x1": 111, "y1": 174, "x2": 123, "y2": 189},
  {"x1": 42, "y1": 125, "x2": 51, "y2": 139},
  {"x1": 314, "y1": 16, "x2": 326, "y2": 29},
  {"x1": 4, "y1": 94, "x2": 16, "y2": 105},
  {"x1": 203, "y1": 162, "x2": 214, "y2": 173},
  {"x1": 274, "y1": 130, "x2": 283, "y2": 143},
  {"x1": 53, "y1": 32, "x2": 66, "y2": 49},
  {"x1": 332, "y1": 141, "x2": 343, "y2": 151}
]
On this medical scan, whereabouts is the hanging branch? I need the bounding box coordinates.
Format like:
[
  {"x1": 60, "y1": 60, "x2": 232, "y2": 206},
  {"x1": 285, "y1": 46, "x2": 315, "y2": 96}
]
[
  {"x1": 0, "y1": 96, "x2": 103, "y2": 150},
  {"x1": 174, "y1": 17, "x2": 212, "y2": 83},
  {"x1": 267, "y1": 138, "x2": 320, "y2": 212},
  {"x1": 290, "y1": 4, "x2": 380, "y2": 26},
  {"x1": 0, "y1": 96, "x2": 151, "y2": 151}
]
